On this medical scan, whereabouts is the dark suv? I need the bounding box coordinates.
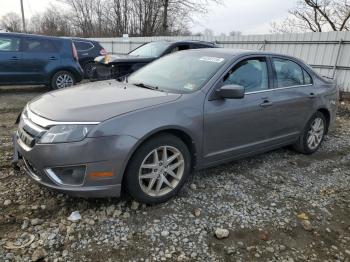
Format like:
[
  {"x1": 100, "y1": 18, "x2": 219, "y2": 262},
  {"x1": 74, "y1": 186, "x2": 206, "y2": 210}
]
[
  {"x1": 0, "y1": 33, "x2": 83, "y2": 89},
  {"x1": 71, "y1": 38, "x2": 107, "y2": 78}
]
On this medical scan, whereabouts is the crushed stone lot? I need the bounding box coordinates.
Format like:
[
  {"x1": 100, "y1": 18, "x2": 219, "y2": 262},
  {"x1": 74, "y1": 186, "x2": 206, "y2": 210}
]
[{"x1": 1, "y1": 86, "x2": 350, "y2": 262}]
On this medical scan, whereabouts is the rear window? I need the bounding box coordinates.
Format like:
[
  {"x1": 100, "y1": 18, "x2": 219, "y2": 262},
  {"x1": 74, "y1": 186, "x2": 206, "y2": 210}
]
[
  {"x1": 0, "y1": 36, "x2": 20, "y2": 52},
  {"x1": 23, "y1": 38, "x2": 58, "y2": 53},
  {"x1": 73, "y1": 41, "x2": 94, "y2": 51},
  {"x1": 195, "y1": 43, "x2": 214, "y2": 49}
]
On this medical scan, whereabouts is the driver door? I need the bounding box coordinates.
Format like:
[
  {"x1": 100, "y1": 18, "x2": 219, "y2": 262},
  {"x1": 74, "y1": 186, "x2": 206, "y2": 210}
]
[{"x1": 203, "y1": 56, "x2": 281, "y2": 163}]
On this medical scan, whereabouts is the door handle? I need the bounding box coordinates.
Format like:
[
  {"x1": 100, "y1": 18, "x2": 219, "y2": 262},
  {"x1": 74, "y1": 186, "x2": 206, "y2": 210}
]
[
  {"x1": 260, "y1": 99, "x2": 273, "y2": 107},
  {"x1": 49, "y1": 56, "x2": 58, "y2": 60},
  {"x1": 309, "y1": 93, "x2": 316, "y2": 99},
  {"x1": 10, "y1": 56, "x2": 20, "y2": 61}
]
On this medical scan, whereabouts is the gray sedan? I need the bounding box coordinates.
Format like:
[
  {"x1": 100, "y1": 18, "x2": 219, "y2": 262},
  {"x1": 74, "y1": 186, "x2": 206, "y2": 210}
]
[{"x1": 14, "y1": 49, "x2": 338, "y2": 204}]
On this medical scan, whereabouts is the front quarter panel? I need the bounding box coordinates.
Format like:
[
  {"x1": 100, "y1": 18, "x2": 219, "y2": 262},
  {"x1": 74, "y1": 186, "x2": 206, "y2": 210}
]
[{"x1": 89, "y1": 92, "x2": 205, "y2": 168}]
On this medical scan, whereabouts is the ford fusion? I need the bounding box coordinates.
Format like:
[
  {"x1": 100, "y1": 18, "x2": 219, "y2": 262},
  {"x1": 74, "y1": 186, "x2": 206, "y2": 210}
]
[{"x1": 14, "y1": 49, "x2": 338, "y2": 204}]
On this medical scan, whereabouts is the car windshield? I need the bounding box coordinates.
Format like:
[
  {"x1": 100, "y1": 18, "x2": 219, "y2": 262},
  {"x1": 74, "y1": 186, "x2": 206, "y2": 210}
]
[
  {"x1": 128, "y1": 51, "x2": 227, "y2": 93},
  {"x1": 129, "y1": 42, "x2": 170, "y2": 58}
]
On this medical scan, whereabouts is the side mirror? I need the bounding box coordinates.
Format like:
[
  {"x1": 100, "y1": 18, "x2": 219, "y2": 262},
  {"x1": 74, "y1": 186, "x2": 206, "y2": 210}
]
[{"x1": 216, "y1": 85, "x2": 245, "y2": 99}]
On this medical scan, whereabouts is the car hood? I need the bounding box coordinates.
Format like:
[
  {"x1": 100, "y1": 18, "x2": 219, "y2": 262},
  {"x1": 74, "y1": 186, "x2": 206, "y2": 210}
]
[
  {"x1": 95, "y1": 54, "x2": 155, "y2": 65},
  {"x1": 28, "y1": 80, "x2": 181, "y2": 122}
]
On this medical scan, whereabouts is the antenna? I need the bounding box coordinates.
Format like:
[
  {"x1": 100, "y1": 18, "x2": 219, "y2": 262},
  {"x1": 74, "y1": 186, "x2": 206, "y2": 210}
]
[{"x1": 20, "y1": 0, "x2": 26, "y2": 32}]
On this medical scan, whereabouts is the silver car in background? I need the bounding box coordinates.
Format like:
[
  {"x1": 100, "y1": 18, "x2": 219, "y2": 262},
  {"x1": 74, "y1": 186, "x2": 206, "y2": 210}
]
[{"x1": 14, "y1": 49, "x2": 338, "y2": 204}]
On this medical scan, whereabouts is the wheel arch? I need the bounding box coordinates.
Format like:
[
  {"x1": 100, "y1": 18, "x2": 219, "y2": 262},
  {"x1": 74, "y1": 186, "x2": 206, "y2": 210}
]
[
  {"x1": 49, "y1": 67, "x2": 80, "y2": 83},
  {"x1": 121, "y1": 127, "x2": 198, "y2": 187},
  {"x1": 316, "y1": 107, "x2": 331, "y2": 134}
]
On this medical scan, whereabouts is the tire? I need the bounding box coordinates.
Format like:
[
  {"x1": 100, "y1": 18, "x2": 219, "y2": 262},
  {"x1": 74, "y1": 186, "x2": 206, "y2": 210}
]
[
  {"x1": 50, "y1": 71, "x2": 75, "y2": 90},
  {"x1": 293, "y1": 112, "x2": 327, "y2": 154},
  {"x1": 125, "y1": 134, "x2": 191, "y2": 204},
  {"x1": 83, "y1": 62, "x2": 95, "y2": 79}
]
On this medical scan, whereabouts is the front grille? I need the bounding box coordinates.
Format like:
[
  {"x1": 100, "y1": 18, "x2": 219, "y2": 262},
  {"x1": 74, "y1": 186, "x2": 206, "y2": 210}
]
[
  {"x1": 18, "y1": 128, "x2": 35, "y2": 147},
  {"x1": 18, "y1": 110, "x2": 47, "y2": 148}
]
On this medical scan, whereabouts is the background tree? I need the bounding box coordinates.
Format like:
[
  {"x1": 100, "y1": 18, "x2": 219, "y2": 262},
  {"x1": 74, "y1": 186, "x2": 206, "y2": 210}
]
[
  {"x1": 271, "y1": 0, "x2": 350, "y2": 33},
  {"x1": 0, "y1": 12, "x2": 22, "y2": 32},
  {"x1": 160, "y1": 0, "x2": 222, "y2": 35},
  {"x1": 0, "y1": 0, "x2": 222, "y2": 37}
]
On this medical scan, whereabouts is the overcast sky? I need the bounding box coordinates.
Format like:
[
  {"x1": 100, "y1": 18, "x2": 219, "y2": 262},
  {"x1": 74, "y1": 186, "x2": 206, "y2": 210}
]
[{"x1": 0, "y1": 0, "x2": 298, "y2": 35}]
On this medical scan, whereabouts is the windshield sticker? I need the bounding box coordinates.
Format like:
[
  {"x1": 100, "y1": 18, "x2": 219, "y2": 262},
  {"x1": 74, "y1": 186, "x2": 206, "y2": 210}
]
[
  {"x1": 183, "y1": 83, "x2": 196, "y2": 90},
  {"x1": 199, "y1": 56, "x2": 225, "y2": 63}
]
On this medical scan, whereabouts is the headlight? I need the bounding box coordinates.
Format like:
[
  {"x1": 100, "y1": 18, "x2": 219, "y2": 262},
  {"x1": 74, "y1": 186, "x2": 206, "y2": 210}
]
[{"x1": 39, "y1": 125, "x2": 95, "y2": 144}]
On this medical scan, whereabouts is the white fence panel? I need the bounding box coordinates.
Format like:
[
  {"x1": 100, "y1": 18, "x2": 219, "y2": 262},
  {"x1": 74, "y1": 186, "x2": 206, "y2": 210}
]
[{"x1": 90, "y1": 31, "x2": 350, "y2": 92}]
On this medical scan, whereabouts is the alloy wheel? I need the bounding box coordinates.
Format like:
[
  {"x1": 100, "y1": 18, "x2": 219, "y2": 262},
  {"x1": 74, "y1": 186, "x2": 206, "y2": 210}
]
[
  {"x1": 307, "y1": 117, "x2": 325, "y2": 150},
  {"x1": 56, "y1": 74, "x2": 74, "y2": 89},
  {"x1": 138, "y1": 146, "x2": 185, "y2": 197}
]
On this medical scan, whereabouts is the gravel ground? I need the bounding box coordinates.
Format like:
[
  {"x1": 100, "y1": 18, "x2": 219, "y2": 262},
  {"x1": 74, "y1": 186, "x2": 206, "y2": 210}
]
[{"x1": 0, "y1": 86, "x2": 350, "y2": 262}]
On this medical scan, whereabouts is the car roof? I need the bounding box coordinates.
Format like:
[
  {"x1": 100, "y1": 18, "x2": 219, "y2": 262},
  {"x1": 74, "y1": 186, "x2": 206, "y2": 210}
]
[
  {"x1": 181, "y1": 48, "x2": 305, "y2": 62},
  {"x1": 67, "y1": 37, "x2": 99, "y2": 43},
  {"x1": 0, "y1": 32, "x2": 67, "y2": 41},
  {"x1": 151, "y1": 40, "x2": 216, "y2": 46}
]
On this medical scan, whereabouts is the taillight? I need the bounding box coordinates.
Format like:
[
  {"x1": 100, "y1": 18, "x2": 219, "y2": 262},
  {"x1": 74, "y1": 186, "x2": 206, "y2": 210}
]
[
  {"x1": 72, "y1": 43, "x2": 79, "y2": 61},
  {"x1": 100, "y1": 48, "x2": 108, "y2": 56}
]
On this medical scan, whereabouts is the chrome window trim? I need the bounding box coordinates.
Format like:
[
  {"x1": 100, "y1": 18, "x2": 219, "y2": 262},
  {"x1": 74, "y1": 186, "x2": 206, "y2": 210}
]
[
  {"x1": 26, "y1": 106, "x2": 100, "y2": 128},
  {"x1": 245, "y1": 84, "x2": 313, "y2": 95}
]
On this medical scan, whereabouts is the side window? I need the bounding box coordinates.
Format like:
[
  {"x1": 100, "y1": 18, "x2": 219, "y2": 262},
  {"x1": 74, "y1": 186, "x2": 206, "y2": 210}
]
[
  {"x1": 23, "y1": 38, "x2": 57, "y2": 53},
  {"x1": 170, "y1": 44, "x2": 190, "y2": 53},
  {"x1": 273, "y1": 58, "x2": 305, "y2": 88},
  {"x1": 303, "y1": 69, "x2": 313, "y2": 85},
  {"x1": 0, "y1": 36, "x2": 20, "y2": 52},
  {"x1": 74, "y1": 41, "x2": 94, "y2": 51},
  {"x1": 224, "y1": 58, "x2": 269, "y2": 93}
]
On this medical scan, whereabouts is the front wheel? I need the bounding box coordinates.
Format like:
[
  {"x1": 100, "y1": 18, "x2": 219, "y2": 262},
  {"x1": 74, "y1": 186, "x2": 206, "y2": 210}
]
[
  {"x1": 293, "y1": 112, "x2": 327, "y2": 154},
  {"x1": 50, "y1": 71, "x2": 75, "y2": 89},
  {"x1": 125, "y1": 134, "x2": 191, "y2": 204}
]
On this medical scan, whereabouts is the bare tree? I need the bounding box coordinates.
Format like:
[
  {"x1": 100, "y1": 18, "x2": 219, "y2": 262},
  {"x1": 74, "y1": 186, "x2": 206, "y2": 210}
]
[
  {"x1": 160, "y1": 0, "x2": 223, "y2": 35},
  {"x1": 0, "y1": 0, "x2": 222, "y2": 37},
  {"x1": 0, "y1": 12, "x2": 22, "y2": 32},
  {"x1": 271, "y1": 0, "x2": 350, "y2": 33}
]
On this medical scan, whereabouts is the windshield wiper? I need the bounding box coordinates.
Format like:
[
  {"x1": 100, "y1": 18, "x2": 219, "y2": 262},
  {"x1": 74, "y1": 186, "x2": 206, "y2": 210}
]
[{"x1": 133, "y1": 82, "x2": 159, "y2": 91}]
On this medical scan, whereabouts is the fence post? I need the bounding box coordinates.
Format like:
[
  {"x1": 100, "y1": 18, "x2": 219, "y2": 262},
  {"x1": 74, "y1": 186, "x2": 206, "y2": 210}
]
[
  {"x1": 262, "y1": 40, "x2": 268, "y2": 51},
  {"x1": 111, "y1": 41, "x2": 114, "y2": 55},
  {"x1": 332, "y1": 39, "x2": 343, "y2": 79}
]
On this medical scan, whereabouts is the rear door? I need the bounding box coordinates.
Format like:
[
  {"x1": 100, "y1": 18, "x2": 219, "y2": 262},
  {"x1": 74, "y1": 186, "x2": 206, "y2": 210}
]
[
  {"x1": 268, "y1": 57, "x2": 316, "y2": 135},
  {"x1": 21, "y1": 37, "x2": 61, "y2": 84},
  {"x1": 0, "y1": 34, "x2": 23, "y2": 84}
]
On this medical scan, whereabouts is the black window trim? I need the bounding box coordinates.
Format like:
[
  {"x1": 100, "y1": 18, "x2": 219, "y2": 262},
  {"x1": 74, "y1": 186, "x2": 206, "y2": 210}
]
[
  {"x1": 73, "y1": 40, "x2": 95, "y2": 51},
  {"x1": 208, "y1": 54, "x2": 272, "y2": 100},
  {"x1": 224, "y1": 56, "x2": 272, "y2": 95},
  {"x1": 23, "y1": 37, "x2": 59, "y2": 53},
  {"x1": 0, "y1": 35, "x2": 22, "y2": 52}
]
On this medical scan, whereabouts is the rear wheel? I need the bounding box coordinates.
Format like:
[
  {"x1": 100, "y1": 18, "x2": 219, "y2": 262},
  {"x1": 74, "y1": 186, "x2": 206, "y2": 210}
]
[
  {"x1": 125, "y1": 134, "x2": 191, "y2": 204},
  {"x1": 293, "y1": 112, "x2": 326, "y2": 154},
  {"x1": 50, "y1": 71, "x2": 75, "y2": 89}
]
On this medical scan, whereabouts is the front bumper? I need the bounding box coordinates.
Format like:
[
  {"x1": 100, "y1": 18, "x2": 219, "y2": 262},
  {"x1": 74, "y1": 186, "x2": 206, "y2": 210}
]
[{"x1": 14, "y1": 133, "x2": 138, "y2": 198}]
